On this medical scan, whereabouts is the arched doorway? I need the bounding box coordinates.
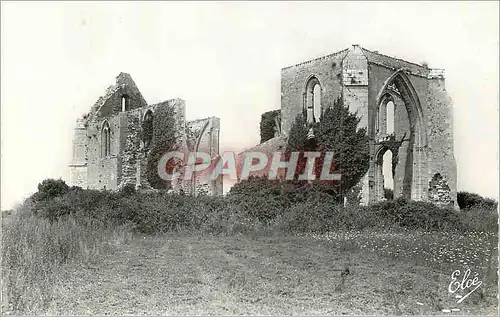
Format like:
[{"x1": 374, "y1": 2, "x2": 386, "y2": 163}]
[{"x1": 375, "y1": 147, "x2": 394, "y2": 200}]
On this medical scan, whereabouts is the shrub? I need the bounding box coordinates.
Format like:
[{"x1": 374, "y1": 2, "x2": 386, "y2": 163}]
[
  {"x1": 457, "y1": 191, "x2": 498, "y2": 210},
  {"x1": 34, "y1": 178, "x2": 69, "y2": 201},
  {"x1": 119, "y1": 183, "x2": 136, "y2": 196},
  {"x1": 384, "y1": 188, "x2": 394, "y2": 200},
  {"x1": 27, "y1": 182, "x2": 500, "y2": 236},
  {"x1": 260, "y1": 109, "x2": 281, "y2": 143},
  {"x1": 228, "y1": 176, "x2": 282, "y2": 196},
  {"x1": 278, "y1": 202, "x2": 333, "y2": 233},
  {"x1": 458, "y1": 205, "x2": 499, "y2": 232},
  {"x1": 368, "y1": 198, "x2": 462, "y2": 231}
]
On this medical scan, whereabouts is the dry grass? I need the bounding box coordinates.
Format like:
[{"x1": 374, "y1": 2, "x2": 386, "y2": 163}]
[
  {"x1": 41, "y1": 233, "x2": 497, "y2": 316},
  {"x1": 1, "y1": 207, "x2": 134, "y2": 315},
  {"x1": 2, "y1": 196, "x2": 497, "y2": 315}
]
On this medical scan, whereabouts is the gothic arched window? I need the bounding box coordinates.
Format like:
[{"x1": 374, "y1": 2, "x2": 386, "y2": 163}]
[
  {"x1": 304, "y1": 76, "x2": 322, "y2": 124},
  {"x1": 101, "y1": 121, "x2": 111, "y2": 157},
  {"x1": 386, "y1": 100, "x2": 395, "y2": 135}
]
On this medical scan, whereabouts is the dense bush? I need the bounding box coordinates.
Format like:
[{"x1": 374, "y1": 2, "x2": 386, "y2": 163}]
[
  {"x1": 27, "y1": 179, "x2": 498, "y2": 235},
  {"x1": 259, "y1": 109, "x2": 281, "y2": 143},
  {"x1": 458, "y1": 205, "x2": 498, "y2": 232},
  {"x1": 146, "y1": 104, "x2": 180, "y2": 189},
  {"x1": 367, "y1": 198, "x2": 462, "y2": 231},
  {"x1": 457, "y1": 191, "x2": 498, "y2": 210},
  {"x1": 33, "y1": 178, "x2": 69, "y2": 201},
  {"x1": 119, "y1": 183, "x2": 136, "y2": 196},
  {"x1": 228, "y1": 175, "x2": 283, "y2": 196},
  {"x1": 384, "y1": 188, "x2": 394, "y2": 200},
  {"x1": 285, "y1": 97, "x2": 370, "y2": 199}
]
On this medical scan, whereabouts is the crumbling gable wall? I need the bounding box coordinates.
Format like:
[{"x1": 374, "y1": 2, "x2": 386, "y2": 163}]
[
  {"x1": 69, "y1": 73, "x2": 222, "y2": 196},
  {"x1": 89, "y1": 73, "x2": 148, "y2": 119}
]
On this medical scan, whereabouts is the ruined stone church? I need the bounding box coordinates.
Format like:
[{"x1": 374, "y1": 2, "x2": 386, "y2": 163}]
[
  {"x1": 69, "y1": 73, "x2": 223, "y2": 196},
  {"x1": 245, "y1": 44, "x2": 457, "y2": 207}
]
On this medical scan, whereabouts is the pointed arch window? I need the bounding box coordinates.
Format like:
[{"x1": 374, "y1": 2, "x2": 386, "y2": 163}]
[
  {"x1": 386, "y1": 100, "x2": 395, "y2": 135},
  {"x1": 101, "y1": 121, "x2": 111, "y2": 157},
  {"x1": 377, "y1": 95, "x2": 395, "y2": 136},
  {"x1": 313, "y1": 84, "x2": 322, "y2": 122},
  {"x1": 304, "y1": 76, "x2": 322, "y2": 124}
]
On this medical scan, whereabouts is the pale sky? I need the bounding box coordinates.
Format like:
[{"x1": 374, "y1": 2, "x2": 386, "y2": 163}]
[{"x1": 1, "y1": 1, "x2": 498, "y2": 210}]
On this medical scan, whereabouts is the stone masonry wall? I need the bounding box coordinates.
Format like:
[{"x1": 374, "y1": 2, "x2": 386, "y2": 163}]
[
  {"x1": 69, "y1": 73, "x2": 222, "y2": 196},
  {"x1": 280, "y1": 49, "x2": 348, "y2": 136},
  {"x1": 84, "y1": 114, "x2": 121, "y2": 190},
  {"x1": 276, "y1": 45, "x2": 458, "y2": 206},
  {"x1": 119, "y1": 110, "x2": 141, "y2": 189},
  {"x1": 426, "y1": 75, "x2": 457, "y2": 206},
  {"x1": 69, "y1": 118, "x2": 88, "y2": 187},
  {"x1": 90, "y1": 73, "x2": 148, "y2": 119},
  {"x1": 342, "y1": 46, "x2": 370, "y2": 204}
]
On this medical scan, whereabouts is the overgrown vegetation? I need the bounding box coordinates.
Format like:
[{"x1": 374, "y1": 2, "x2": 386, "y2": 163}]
[
  {"x1": 145, "y1": 104, "x2": 180, "y2": 189},
  {"x1": 32, "y1": 178, "x2": 69, "y2": 201},
  {"x1": 2, "y1": 200, "x2": 133, "y2": 314},
  {"x1": 259, "y1": 109, "x2": 281, "y2": 143},
  {"x1": 2, "y1": 178, "x2": 498, "y2": 314},
  {"x1": 141, "y1": 110, "x2": 154, "y2": 149},
  {"x1": 384, "y1": 188, "x2": 394, "y2": 200},
  {"x1": 457, "y1": 191, "x2": 498, "y2": 211},
  {"x1": 285, "y1": 97, "x2": 370, "y2": 199},
  {"x1": 23, "y1": 178, "x2": 500, "y2": 235}
]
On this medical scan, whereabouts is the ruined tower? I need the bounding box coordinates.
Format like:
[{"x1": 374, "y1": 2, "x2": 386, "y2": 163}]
[{"x1": 69, "y1": 72, "x2": 223, "y2": 196}]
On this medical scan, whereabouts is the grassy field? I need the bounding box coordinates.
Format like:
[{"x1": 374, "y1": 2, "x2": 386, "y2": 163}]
[
  {"x1": 40, "y1": 232, "x2": 497, "y2": 316},
  {"x1": 2, "y1": 189, "x2": 498, "y2": 315}
]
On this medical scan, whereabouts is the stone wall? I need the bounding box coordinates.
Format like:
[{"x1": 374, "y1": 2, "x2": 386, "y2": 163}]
[
  {"x1": 89, "y1": 73, "x2": 148, "y2": 119},
  {"x1": 276, "y1": 45, "x2": 458, "y2": 206},
  {"x1": 119, "y1": 110, "x2": 141, "y2": 189},
  {"x1": 68, "y1": 73, "x2": 222, "y2": 196},
  {"x1": 280, "y1": 49, "x2": 347, "y2": 135},
  {"x1": 426, "y1": 75, "x2": 457, "y2": 206},
  {"x1": 69, "y1": 118, "x2": 88, "y2": 187},
  {"x1": 84, "y1": 114, "x2": 121, "y2": 190},
  {"x1": 342, "y1": 45, "x2": 369, "y2": 129}
]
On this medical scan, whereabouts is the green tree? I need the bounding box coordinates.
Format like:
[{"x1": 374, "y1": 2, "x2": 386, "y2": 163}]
[
  {"x1": 286, "y1": 97, "x2": 370, "y2": 199},
  {"x1": 34, "y1": 178, "x2": 69, "y2": 201},
  {"x1": 260, "y1": 110, "x2": 281, "y2": 143},
  {"x1": 314, "y1": 98, "x2": 370, "y2": 195},
  {"x1": 314, "y1": 97, "x2": 370, "y2": 195},
  {"x1": 286, "y1": 113, "x2": 308, "y2": 152}
]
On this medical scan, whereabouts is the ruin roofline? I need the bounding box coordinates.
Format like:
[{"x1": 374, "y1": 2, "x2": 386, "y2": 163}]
[{"x1": 281, "y1": 44, "x2": 445, "y2": 78}]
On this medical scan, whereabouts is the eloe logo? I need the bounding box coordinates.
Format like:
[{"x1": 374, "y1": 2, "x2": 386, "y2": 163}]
[{"x1": 448, "y1": 269, "x2": 483, "y2": 304}]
